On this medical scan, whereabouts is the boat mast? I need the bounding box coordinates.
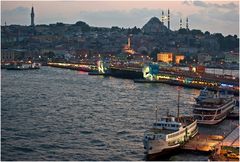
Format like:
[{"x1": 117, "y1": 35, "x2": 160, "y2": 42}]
[
  {"x1": 177, "y1": 89, "x2": 180, "y2": 119},
  {"x1": 155, "y1": 106, "x2": 158, "y2": 123}
]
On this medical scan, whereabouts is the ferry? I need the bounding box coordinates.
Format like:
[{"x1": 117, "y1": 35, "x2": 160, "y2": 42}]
[
  {"x1": 143, "y1": 90, "x2": 198, "y2": 159},
  {"x1": 193, "y1": 93, "x2": 236, "y2": 125},
  {"x1": 143, "y1": 115, "x2": 198, "y2": 159}
]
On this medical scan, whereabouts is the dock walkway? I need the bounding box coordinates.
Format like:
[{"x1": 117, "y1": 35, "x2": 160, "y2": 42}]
[
  {"x1": 182, "y1": 134, "x2": 223, "y2": 152},
  {"x1": 222, "y1": 126, "x2": 240, "y2": 147}
]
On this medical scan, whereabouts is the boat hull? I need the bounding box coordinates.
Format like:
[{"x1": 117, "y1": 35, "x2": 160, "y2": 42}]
[{"x1": 146, "y1": 145, "x2": 181, "y2": 160}]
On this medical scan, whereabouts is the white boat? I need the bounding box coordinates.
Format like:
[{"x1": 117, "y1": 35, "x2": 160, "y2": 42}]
[
  {"x1": 143, "y1": 115, "x2": 198, "y2": 158},
  {"x1": 143, "y1": 91, "x2": 198, "y2": 158},
  {"x1": 193, "y1": 94, "x2": 236, "y2": 125}
]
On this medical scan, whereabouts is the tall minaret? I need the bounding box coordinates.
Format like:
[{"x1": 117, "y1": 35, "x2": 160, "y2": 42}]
[
  {"x1": 167, "y1": 9, "x2": 170, "y2": 30},
  {"x1": 161, "y1": 11, "x2": 164, "y2": 25},
  {"x1": 31, "y1": 6, "x2": 35, "y2": 26},
  {"x1": 186, "y1": 17, "x2": 189, "y2": 30},
  {"x1": 128, "y1": 36, "x2": 131, "y2": 49},
  {"x1": 180, "y1": 18, "x2": 182, "y2": 29}
]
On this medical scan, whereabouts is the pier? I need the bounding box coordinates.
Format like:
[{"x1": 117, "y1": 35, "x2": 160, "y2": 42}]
[
  {"x1": 46, "y1": 61, "x2": 239, "y2": 95},
  {"x1": 209, "y1": 126, "x2": 240, "y2": 161},
  {"x1": 182, "y1": 134, "x2": 223, "y2": 152},
  {"x1": 47, "y1": 62, "x2": 95, "y2": 72},
  {"x1": 222, "y1": 126, "x2": 239, "y2": 147}
]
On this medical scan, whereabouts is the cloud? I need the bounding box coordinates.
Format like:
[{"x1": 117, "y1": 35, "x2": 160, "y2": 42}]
[
  {"x1": 182, "y1": 1, "x2": 191, "y2": 6},
  {"x1": 183, "y1": 1, "x2": 238, "y2": 10},
  {"x1": 212, "y1": 2, "x2": 238, "y2": 9},
  {"x1": 2, "y1": 7, "x2": 30, "y2": 25},
  {"x1": 193, "y1": 1, "x2": 208, "y2": 8},
  {"x1": 207, "y1": 8, "x2": 239, "y2": 22},
  {"x1": 2, "y1": 7, "x2": 30, "y2": 16},
  {"x1": 77, "y1": 8, "x2": 165, "y2": 28},
  {"x1": 188, "y1": 8, "x2": 239, "y2": 35}
]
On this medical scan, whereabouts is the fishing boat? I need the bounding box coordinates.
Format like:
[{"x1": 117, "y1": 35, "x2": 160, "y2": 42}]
[
  {"x1": 193, "y1": 91, "x2": 236, "y2": 125},
  {"x1": 143, "y1": 90, "x2": 198, "y2": 159}
]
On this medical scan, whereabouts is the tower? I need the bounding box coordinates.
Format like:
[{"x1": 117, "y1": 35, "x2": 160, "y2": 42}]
[
  {"x1": 180, "y1": 18, "x2": 182, "y2": 29},
  {"x1": 186, "y1": 17, "x2": 189, "y2": 30},
  {"x1": 167, "y1": 9, "x2": 170, "y2": 30},
  {"x1": 31, "y1": 6, "x2": 35, "y2": 26},
  {"x1": 128, "y1": 36, "x2": 131, "y2": 49},
  {"x1": 161, "y1": 11, "x2": 164, "y2": 25}
]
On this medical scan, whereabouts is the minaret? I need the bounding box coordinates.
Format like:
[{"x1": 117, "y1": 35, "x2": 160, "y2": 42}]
[
  {"x1": 186, "y1": 17, "x2": 189, "y2": 30},
  {"x1": 167, "y1": 9, "x2": 170, "y2": 30},
  {"x1": 128, "y1": 36, "x2": 131, "y2": 49},
  {"x1": 161, "y1": 11, "x2": 164, "y2": 25},
  {"x1": 180, "y1": 18, "x2": 182, "y2": 29},
  {"x1": 31, "y1": 6, "x2": 35, "y2": 26}
]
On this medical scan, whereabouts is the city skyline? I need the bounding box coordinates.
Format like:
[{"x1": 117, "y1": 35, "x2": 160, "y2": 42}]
[{"x1": 1, "y1": 1, "x2": 239, "y2": 36}]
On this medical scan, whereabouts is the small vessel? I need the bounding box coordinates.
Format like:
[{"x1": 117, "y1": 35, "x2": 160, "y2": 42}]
[
  {"x1": 6, "y1": 62, "x2": 40, "y2": 70},
  {"x1": 193, "y1": 90, "x2": 236, "y2": 125},
  {"x1": 143, "y1": 90, "x2": 198, "y2": 158}
]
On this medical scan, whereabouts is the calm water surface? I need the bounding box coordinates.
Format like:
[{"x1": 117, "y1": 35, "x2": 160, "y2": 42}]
[{"x1": 1, "y1": 67, "x2": 238, "y2": 160}]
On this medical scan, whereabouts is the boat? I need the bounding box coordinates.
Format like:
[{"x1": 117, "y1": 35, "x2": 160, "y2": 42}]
[
  {"x1": 193, "y1": 91, "x2": 236, "y2": 125},
  {"x1": 6, "y1": 62, "x2": 40, "y2": 70},
  {"x1": 143, "y1": 91, "x2": 198, "y2": 159}
]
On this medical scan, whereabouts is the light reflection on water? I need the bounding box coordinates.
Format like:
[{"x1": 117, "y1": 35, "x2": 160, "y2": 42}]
[{"x1": 1, "y1": 67, "x2": 238, "y2": 161}]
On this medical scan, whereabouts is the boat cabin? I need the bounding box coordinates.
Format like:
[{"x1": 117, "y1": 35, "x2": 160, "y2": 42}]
[{"x1": 153, "y1": 116, "x2": 182, "y2": 131}]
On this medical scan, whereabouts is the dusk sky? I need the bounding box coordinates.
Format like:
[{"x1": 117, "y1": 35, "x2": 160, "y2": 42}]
[{"x1": 1, "y1": 1, "x2": 239, "y2": 36}]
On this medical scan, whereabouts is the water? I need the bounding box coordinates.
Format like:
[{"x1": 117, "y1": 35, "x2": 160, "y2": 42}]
[{"x1": 1, "y1": 67, "x2": 238, "y2": 161}]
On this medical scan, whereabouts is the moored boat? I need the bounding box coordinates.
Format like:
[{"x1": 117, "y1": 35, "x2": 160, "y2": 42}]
[
  {"x1": 6, "y1": 62, "x2": 40, "y2": 70},
  {"x1": 193, "y1": 91, "x2": 236, "y2": 125},
  {"x1": 143, "y1": 115, "x2": 198, "y2": 159},
  {"x1": 143, "y1": 90, "x2": 198, "y2": 159}
]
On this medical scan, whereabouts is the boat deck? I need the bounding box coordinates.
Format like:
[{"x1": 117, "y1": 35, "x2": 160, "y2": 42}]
[
  {"x1": 145, "y1": 116, "x2": 195, "y2": 135},
  {"x1": 145, "y1": 128, "x2": 175, "y2": 135}
]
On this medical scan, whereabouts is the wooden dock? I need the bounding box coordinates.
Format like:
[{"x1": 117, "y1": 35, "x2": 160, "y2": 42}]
[{"x1": 182, "y1": 134, "x2": 223, "y2": 152}]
